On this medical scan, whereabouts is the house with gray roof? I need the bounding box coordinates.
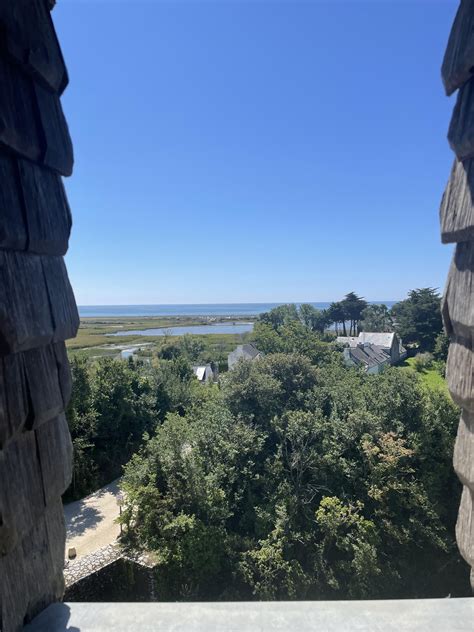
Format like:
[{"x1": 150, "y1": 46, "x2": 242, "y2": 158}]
[
  {"x1": 228, "y1": 343, "x2": 263, "y2": 370},
  {"x1": 343, "y1": 343, "x2": 391, "y2": 374},
  {"x1": 336, "y1": 331, "x2": 406, "y2": 363}
]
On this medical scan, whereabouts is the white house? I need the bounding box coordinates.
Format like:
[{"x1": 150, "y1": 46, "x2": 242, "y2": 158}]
[
  {"x1": 336, "y1": 332, "x2": 406, "y2": 364},
  {"x1": 192, "y1": 364, "x2": 214, "y2": 383},
  {"x1": 227, "y1": 343, "x2": 263, "y2": 370}
]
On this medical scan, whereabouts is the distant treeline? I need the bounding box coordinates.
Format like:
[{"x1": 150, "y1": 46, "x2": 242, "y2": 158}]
[{"x1": 255, "y1": 287, "x2": 445, "y2": 353}]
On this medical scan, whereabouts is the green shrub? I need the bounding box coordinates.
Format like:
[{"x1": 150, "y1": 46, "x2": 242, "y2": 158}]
[{"x1": 412, "y1": 352, "x2": 433, "y2": 372}]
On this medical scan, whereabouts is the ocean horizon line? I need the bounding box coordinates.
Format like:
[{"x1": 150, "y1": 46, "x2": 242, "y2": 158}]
[
  {"x1": 78, "y1": 300, "x2": 399, "y2": 307},
  {"x1": 78, "y1": 301, "x2": 399, "y2": 318}
]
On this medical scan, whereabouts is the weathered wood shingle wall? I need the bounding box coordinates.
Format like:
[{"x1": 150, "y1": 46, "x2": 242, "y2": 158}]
[
  {"x1": 441, "y1": 0, "x2": 474, "y2": 591},
  {"x1": 0, "y1": 2, "x2": 78, "y2": 630}
]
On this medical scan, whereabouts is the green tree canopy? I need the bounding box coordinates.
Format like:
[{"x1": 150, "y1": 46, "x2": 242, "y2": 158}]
[
  {"x1": 299, "y1": 304, "x2": 331, "y2": 333},
  {"x1": 259, "y1": 304, "x2": 299, "y2": 329},
  {"x1": 121, "y1": 353, "x2": 467, "y2": 600},
  {"x1": 327, "y1": 301, "x2": 347, "y2": 336},
  {"x1": 433, "y1": 332, "x2": 449, "y2": 363},
  {"x1": 65, "y1": 355, "x2": 196, "y2": 501},
  {"x1": 359, "y1": 304, "x2": 394, "y2": 333},
  {"x1": 392, "y1": 288, "x2": 443, "y2": 352},
  {"x1": 340, "y1": 292, "x2": 368, "y2": 336}
]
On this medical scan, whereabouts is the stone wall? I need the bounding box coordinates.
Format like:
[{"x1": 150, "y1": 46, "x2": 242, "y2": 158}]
[
  {"x1": 440, "y1": 0, "x2": 474, "y2": 591},
  {"x1": 63, "y1": 545, "x2": 157, "y2": 603},
  {"x1": 65, "y1": 558, "x2": 156, "y2": 603},
  {"x1": 0, "y1": 2, "x2": 78, "y2": 631}
]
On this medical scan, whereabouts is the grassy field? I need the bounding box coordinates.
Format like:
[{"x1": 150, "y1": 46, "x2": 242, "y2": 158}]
[
  {"x1": 401, "y1": 357, "x2": 449, "y2": 394},
  {"x1": 67, "y1": 315, "x2": 255, "y2": 360}
]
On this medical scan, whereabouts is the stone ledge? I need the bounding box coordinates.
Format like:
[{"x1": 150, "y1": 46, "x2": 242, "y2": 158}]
[
  {"x1": 25, "y1": 598, "x2": 474, "y2": 632},
  {"x1": 64, "y1": 543, "x2": 157, "y2": 588},
  {"x1": 64, "y1": 544, "x2": 120, "y2": 587}
]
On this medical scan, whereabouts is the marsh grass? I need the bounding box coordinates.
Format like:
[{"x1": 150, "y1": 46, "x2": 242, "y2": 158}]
[{"x1": 67, "y1": 315, "x2": 254, "y2": 360}]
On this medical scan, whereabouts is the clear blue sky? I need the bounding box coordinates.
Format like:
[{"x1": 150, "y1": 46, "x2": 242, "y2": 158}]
[{"x1": 55, "y1": 0, "x2": 458, "y2": 305}]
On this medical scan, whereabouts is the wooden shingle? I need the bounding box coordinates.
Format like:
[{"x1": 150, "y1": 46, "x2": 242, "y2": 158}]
[
  {"x1": 0, "y1": 252, "x2": 78, "y2": 355},
  {"x1": 0, "y1": 536, "x2": 28, "y2": 630},
  {"x1": 0, "y1": 344, "x2": 72, "y2": 449},
  {"x1": 0, "y1": 55, "x2": 41, "y2": 163},
  {"x1": 456, "y1": 486, "x2": 474, "y2": 567},
  {"x1": 0, "y1": 153, "x2": 27, "y2": 252},
  {"x1": 0, "y1": 55, "x2": 72, "y2": 175},
  {"x1": 0, "y1": 415, "x2": 71, "y2": 557},
  {"x1": 35, "y1": 414, "x2": 73, "y2": 505},
  {"x1": 0, "y1": 154, "x2": 72, "y2": 256},
  {"x1": 0, "y1": 500, "x2": 65, "y2": 630},
  {"x1": 454, "y1": 410, "x2": 474, "y2": 489},
  {"x1": 53, "y1": 341, "x2": 72, "y2": 407},
  {"x1": 24, "y1": 0, "x2": 68, "y2": 95},
  {"x1": 35, "y1": 84, "x2": 73, "y2": 176},
  {"x1": 42, "y1": 256, "x2": 80, "y2": 342},
  {"x1": 0, "y1": 428, "x2": 45, "y2": 556},
  {"x1": 0, "y1": 251, "x2": 53, "y2": 355},
  {"x1": 23, "y1": 345, "x2": 64, "y2": 429},
  {"x1": 440, "y1": 157, "x2": 474, "y2": 244},
  {"x1": 0, "y1": 352, "x2": 28, "y2": 449},
  {"x1": 24, "y1": 500, "x2": 66, "y2": 610},
  {"x1": 18, "y1": 158, "x2": 72, "y2": 256},
  {"x1": 442, "y1": 0, "x2": 474, "y2": 96},
  {"x1": 0, "y1": 0, "x2": 68, "y2": 94},
  {"x1": 443, "y1": 242, "x2": 474, "y2": 340},
  {"x1": 441, "y1": 288, "x2": 453, "y2": 338},
  {"x1": 0, "y1": 361, "x2": 6, "y2": 449},
  {"x1": 446, "y1": 339, "x2": 474, "y2": 413},
  {"x1": 448, "y1": 77, "x2": 474, "y2": 161}
]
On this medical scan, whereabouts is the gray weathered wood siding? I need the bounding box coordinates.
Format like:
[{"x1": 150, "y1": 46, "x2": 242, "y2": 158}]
[
  {"x1": 441, "y1": 0, "x2": 474, "y2": 591},
  {"x1": 0, "y1": 2, "x2": 78, "y2": 630}
]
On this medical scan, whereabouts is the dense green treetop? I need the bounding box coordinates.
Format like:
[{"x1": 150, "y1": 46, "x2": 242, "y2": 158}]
[
  {"x1": 121, "y1": 352, "x2": 466, "y2": 600},
  {"x1": 359, "y1": 304, "x2": 394, "y2": 333},
  {"x1": 259, "y1": 304, "x2": 299, "y2": 329},
  {"x1": 433, "y1": 332, "x2": 449, "y2": 363},
  {"x1": 299, "y1": 304, "x2": 331, "y2": 333},
  {"x1": 65, "y1": 355, "x2": 196, "y2": 501},
  {"x1": 391, "y1": 288, "x2": 443, "y2": 352},
  {"x1": 340, "y1": 292, "x2": 368, "y2": 336}
]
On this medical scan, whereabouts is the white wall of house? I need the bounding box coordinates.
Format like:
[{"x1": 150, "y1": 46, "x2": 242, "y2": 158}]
[
  {"x1": 366, "y1": 363, "x2": 387, "y2": 375},
  {"x1": 193, "y1": 365, "x2": 214, "y2": 382}
]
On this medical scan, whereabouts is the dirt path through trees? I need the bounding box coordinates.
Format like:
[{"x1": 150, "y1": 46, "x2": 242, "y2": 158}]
[{"x1": 64, "y1": 479, "x2": 122, "y2": 560}]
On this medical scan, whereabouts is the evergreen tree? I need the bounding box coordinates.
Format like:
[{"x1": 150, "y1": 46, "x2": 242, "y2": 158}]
[{"x1": 392, "y1": 288, "x2": 443, "y2": 351}]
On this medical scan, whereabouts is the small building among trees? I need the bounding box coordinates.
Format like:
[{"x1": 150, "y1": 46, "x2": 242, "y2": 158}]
[
  {"x1": 192, "y1": 364, "x2": 215, "y2": 382},
  {"x1": 342, "y1": 343, "x2": 391, "y2": 374},
  {"x1": 338, "y1": 332, "x2": 407, "y2": 372},
  {"x1": 228, "y1": 343, "x2": 263, "y2": 370}
]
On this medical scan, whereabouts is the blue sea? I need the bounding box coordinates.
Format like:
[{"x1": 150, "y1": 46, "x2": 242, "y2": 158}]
[{"x1": 79, "y1": 302, "x2": 397, "y2": 318}]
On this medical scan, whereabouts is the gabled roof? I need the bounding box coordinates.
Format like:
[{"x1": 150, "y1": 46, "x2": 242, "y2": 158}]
[
  {"x1": 347, "y1": 344, "x2": 391, "y2": 370},
  {"x1": 237, "y1": 343, "x2": 261, "y2": 359},
  {"x1": 193, "y1": 367, "x2": 206, "y2": 381},
  {"x1": 192, "y1": 364, "x2": 213, "y2": 381},
  {"x1": 358, "y1": 332, "x2": 396, "y2": 349},
  {"x1": 337, "y1": 333, "x2": 397, "y2": 350}
]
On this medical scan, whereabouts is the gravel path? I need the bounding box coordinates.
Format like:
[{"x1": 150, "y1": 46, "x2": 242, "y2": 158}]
[{"x1": 64, "y1": 479, "x2": 123, "y2": 560}]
